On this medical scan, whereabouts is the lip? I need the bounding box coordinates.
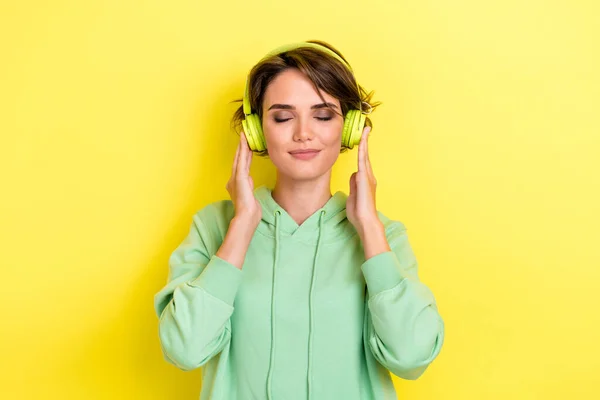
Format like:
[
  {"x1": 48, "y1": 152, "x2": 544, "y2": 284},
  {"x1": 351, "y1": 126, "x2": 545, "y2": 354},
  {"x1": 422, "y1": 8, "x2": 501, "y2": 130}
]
[{"x1": 289, "y1": 149, "x2": 321, "y2": 160}]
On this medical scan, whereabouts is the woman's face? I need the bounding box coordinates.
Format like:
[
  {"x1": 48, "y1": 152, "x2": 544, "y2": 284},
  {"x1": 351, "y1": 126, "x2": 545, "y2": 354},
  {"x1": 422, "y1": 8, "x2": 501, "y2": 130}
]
[{"x1": 261, "y1": 68, "x2": 344, "y2": 181}]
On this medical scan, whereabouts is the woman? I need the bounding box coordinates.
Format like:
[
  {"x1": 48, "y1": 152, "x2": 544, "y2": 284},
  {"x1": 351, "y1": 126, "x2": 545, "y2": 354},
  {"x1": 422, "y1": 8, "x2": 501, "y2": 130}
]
[{"x1": 154, "y1": 40, "x2": 445, "y2": 400}]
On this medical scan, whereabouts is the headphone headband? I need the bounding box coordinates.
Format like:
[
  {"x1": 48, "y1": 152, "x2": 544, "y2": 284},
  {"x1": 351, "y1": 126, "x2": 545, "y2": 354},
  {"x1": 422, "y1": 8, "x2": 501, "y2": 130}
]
[{"x1": 242, "y1": 42, "x2": 355, "y2": 115}]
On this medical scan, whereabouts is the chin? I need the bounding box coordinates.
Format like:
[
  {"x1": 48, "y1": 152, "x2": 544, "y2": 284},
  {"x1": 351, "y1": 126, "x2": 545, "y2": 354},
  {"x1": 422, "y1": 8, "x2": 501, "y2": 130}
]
[
  {"x1": 284, "y1": 160, "x2": 338, "y2": 182},
  {"x1": 277, "y1": 165, "x2": 322, "y2": 181}
]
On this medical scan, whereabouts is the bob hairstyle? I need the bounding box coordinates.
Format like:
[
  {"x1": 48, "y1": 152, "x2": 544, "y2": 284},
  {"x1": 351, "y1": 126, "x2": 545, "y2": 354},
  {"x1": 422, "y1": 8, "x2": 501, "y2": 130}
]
[{"x1": 230, "y1": 39, "x2": 382, "y2": 157}]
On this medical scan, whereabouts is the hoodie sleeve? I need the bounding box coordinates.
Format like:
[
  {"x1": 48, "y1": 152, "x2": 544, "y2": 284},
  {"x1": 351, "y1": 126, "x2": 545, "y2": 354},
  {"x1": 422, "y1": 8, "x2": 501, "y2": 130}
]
[
  {"x1": 361, "y1": 220, "x2": 445, "y2": 380},
  {"x1": 153, "y1": 205, "x2": 243, "y2": 371}
]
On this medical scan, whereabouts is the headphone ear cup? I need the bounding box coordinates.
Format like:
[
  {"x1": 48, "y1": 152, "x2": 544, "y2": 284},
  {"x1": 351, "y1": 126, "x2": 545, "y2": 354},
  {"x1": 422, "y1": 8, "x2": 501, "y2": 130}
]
[
  {"x1": 242, "y1": 114, "x2": 267, "y2": 152},
  {"x1": 342, "y1": 111, "x2": 353, "y2": 148},
  {"x1": 342, "y1": 110, "x2": 367, "y2": 149}
]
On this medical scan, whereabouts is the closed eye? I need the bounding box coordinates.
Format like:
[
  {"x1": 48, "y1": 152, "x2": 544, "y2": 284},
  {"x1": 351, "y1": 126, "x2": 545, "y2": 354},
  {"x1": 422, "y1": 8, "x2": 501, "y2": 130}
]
[{"x1": 274, "y1": 117, "x2": 332, "y2": 123}]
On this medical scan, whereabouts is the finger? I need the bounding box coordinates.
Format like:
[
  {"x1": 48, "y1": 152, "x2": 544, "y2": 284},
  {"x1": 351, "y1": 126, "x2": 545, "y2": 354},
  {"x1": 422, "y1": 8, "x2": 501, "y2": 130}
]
[
  {"x1": 245, "y1": 136, "x2": 252, "y2": 174},
  {"x1": 364, "y1": 127, "x2": 374, "y2": 180},
  {"x1": 237, "y1": 133, "x2": 248, "y2": 179},
  {"x1": 232, "y1": 134, "x2": 241, "y2": 177},
  {"x1": 357, "y1": 129, "x2": 366, "y2": 173}
]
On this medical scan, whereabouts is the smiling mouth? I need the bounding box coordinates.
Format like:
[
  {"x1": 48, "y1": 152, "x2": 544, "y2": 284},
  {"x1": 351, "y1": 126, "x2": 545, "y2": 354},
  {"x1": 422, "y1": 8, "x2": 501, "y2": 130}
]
[{"x1": 289, "y1": 150, "x2": 321, "y2": 160}]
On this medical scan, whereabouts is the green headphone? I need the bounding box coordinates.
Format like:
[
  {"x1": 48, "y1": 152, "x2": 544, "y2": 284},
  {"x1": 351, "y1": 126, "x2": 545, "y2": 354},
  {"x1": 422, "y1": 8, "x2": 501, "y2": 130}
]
[{"x1": 242, "y1": 42, "x2": 372, "y2": 152}]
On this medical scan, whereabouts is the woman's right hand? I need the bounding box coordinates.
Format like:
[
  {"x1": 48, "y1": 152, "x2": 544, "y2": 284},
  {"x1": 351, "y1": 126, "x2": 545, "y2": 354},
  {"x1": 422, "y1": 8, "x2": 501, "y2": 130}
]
[{"x1": 226, "y1": 132, "x2": 262, "y2": 228}]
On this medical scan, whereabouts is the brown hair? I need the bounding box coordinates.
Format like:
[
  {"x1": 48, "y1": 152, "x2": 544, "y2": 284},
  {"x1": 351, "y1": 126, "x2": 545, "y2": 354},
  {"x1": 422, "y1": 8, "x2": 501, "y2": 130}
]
[{"x1": 229, "y1": 39, "x2": 382, "y2": 157}]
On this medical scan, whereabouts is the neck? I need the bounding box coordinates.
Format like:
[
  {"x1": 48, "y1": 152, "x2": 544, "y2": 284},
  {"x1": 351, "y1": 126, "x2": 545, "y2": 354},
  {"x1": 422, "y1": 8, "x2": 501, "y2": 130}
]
[{"x1": 271, "y1": 173, "x2": 332, "y2": 226}]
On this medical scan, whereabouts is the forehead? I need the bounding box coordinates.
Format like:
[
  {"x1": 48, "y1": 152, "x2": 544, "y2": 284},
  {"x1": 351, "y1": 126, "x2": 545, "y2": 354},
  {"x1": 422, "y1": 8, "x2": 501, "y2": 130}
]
[{"x1": 262, "y1": 68, "x2": 339, "y2": 108}]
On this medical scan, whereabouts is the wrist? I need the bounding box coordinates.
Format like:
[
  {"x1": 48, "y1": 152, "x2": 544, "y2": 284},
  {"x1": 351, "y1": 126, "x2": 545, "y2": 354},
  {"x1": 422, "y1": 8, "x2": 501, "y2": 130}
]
[
  {"x1": 217, "y1": 216, "x2": 258, "y2": 270},
  {"x1": 357, "y1": 219, "x2": 385, "y2": 240},
  {"x1": 358, "y1": 220, "x2": 390, "y2": 260},
  {"x1": 230, "y1": 215, "x2": 259, "y2": 238}
]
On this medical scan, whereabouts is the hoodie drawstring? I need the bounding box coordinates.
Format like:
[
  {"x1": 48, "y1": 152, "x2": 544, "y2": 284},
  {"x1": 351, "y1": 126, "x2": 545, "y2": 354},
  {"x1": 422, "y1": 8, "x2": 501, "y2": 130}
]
[
  {"x1": 266, "y1": 210, "x2": 281, "y2": 400},
  {"x1": 266, "y1": 209, "x2": 326, "y2": 400},
  {"x1": 307, "y1": 209, "x2": 326, "y2": 400}
]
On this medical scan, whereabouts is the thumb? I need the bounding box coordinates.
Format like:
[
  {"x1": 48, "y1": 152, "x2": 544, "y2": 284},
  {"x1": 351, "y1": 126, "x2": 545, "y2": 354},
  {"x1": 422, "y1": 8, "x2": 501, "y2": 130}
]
[{"x1": 349, "y1": 172, "x2": 357, "y2": 195}]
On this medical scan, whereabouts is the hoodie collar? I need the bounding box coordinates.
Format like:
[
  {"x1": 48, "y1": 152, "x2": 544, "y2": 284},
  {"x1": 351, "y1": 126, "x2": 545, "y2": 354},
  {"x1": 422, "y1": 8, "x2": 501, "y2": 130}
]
[{"x1": 254, "y1": 185, "x2": 352, "y2": 243}]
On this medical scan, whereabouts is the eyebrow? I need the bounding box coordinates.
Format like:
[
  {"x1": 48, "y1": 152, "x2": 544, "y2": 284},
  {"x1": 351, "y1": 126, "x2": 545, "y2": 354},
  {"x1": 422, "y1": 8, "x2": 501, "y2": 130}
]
[{"x1": 267, "y1": 102, "x2": 338, "y2": 111}]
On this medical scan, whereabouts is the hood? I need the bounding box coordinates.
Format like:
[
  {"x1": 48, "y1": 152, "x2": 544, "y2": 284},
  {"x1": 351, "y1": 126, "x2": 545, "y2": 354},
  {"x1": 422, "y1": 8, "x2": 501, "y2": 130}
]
[{"x1": 253, "y1": 184, "x2": 354, "y2": 244}]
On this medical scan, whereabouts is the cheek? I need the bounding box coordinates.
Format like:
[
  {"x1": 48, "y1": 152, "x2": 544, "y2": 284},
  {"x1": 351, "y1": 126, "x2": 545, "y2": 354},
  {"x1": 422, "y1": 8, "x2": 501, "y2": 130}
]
[
  {"x1": 322, "y1": 123, "x2": 343, "y2": 161},
  {"x1": 262, "y1": 122, "x2": 282, "y2": 147},
  {"x1": 324, "y1": 121, "x2": 344, "y2": 146}
]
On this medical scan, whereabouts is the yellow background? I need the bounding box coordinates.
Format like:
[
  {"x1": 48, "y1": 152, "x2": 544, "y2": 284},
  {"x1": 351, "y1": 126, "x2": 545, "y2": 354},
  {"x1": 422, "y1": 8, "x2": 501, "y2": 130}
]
[{"x1": 1, "y1": 0, "x2": 599, "y2": 398}]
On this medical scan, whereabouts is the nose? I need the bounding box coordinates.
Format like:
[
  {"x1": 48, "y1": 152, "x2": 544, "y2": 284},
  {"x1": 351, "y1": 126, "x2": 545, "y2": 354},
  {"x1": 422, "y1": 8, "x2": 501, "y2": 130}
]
[{"x1": 292, "y1": 116, "x2": 314, "y2": 142}]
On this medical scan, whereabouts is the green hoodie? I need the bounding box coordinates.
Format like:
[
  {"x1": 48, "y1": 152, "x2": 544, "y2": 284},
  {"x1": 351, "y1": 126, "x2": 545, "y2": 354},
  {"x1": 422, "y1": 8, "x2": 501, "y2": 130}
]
[{"x1": 154, "y1": 185, "x2": 444, "y2": 399}]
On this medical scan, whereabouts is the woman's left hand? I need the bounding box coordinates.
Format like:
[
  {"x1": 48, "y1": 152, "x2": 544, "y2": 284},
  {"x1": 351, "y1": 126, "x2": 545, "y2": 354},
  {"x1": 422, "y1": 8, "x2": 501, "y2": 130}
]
[{"x1": 346, "y1": 126, "x2": 381, "y2": 237}]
